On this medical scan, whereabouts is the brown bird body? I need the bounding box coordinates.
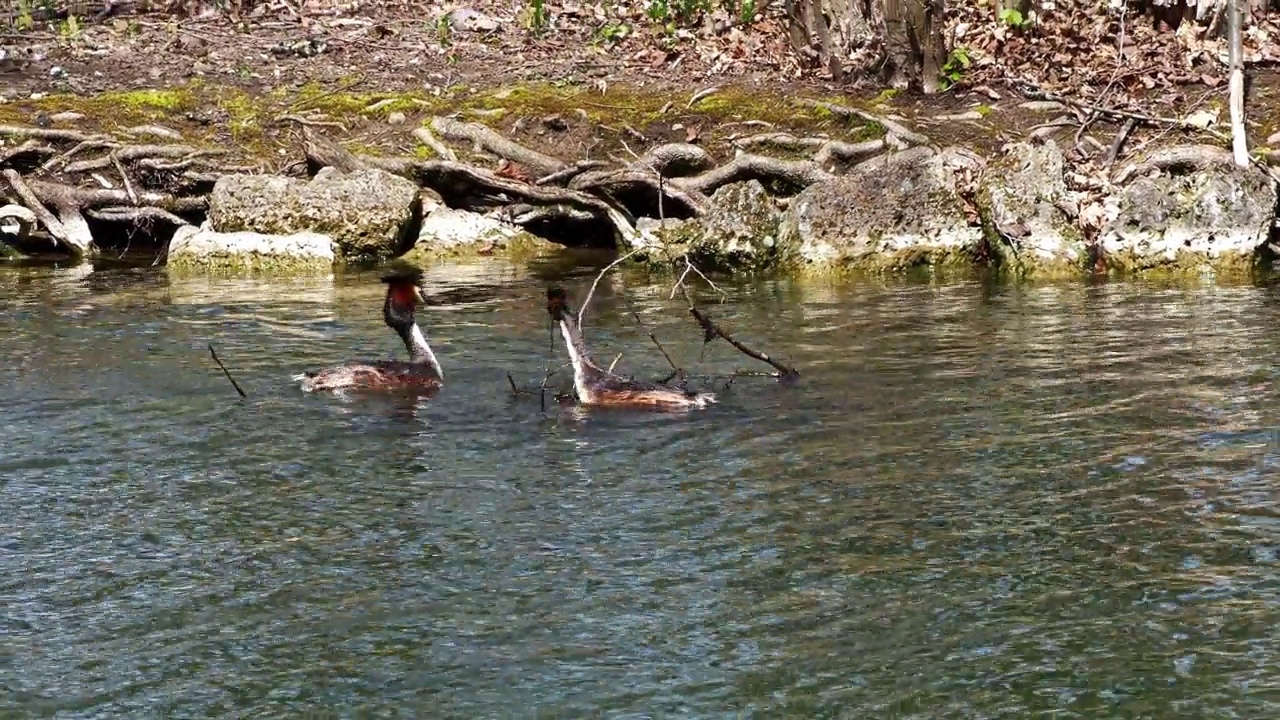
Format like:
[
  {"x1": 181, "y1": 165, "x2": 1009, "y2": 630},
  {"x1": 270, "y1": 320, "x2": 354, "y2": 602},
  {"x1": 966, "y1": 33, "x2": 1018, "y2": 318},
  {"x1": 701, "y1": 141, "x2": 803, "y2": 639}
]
[
  {"x1": 546, "y1": 287, "x2": 715, "y2": 411},
  {"x1": 295, "y1": 271, "x2": 444, "y2": 393}
]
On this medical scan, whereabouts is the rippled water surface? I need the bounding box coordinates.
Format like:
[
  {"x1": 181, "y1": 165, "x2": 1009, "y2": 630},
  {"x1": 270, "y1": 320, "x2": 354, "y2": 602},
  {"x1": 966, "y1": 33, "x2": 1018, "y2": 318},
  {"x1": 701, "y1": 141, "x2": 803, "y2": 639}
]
[{"x1": 4, "y1": 257, "x2": 1280, "y2": 718}]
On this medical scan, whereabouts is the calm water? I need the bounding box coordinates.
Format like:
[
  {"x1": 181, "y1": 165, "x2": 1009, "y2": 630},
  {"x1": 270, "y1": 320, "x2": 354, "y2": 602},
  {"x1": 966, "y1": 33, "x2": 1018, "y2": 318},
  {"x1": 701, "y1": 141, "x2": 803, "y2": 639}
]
[{"x1": 3, "y1": 256, "x2": 1280, "y2": 719}]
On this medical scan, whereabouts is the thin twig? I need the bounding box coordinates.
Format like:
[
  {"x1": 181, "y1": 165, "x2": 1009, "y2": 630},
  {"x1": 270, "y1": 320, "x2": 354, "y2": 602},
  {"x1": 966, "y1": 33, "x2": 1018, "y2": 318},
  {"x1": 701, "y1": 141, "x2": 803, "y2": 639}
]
[
  {"x1": 208, "y1": 343, "x2": 247, "y2": 398},
  {"x1": 630, "y1": 311, "x2": 680, "y2": 373},
  {"x1": 1104, "y1": 117, "x2": 1138, "y2": 167},
  {"x1": 577, "y1": 247, "x2": 643, "y2": 327},
  {"x1": 690, "y1": 307, "x2": 799, "y2": 379}
]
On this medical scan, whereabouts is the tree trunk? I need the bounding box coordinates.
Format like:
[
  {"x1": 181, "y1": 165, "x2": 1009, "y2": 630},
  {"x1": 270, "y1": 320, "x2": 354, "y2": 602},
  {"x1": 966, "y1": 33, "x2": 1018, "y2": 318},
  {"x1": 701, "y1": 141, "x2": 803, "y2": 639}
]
[{"x1": 783, "y1": 0, "x2": 949, "y2": 92}]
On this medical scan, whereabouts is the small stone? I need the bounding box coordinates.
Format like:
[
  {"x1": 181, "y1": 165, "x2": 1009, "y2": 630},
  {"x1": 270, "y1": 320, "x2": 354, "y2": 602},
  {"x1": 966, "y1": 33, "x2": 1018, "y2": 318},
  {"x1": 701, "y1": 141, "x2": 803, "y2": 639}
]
[
  {"x1": 29, "y1": 92, "x2": 45, "y2": 100},
  {"x1": 387, "y1": 111, "x2": 407, "y2": 126},
  {"x1": 49, "y1": 66, "x2": 66, "y2": 78},
  {"x1": 1266, "y1": 130, "x2": 1280, "y2": 147},
  {"x1": 49, "y1": 111, "x2": 85, "y2": 123}
]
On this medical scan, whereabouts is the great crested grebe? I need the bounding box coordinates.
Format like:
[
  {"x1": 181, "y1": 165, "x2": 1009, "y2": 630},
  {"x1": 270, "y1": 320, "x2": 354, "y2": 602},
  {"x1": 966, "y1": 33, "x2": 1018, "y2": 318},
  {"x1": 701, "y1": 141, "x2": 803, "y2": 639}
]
[
  {"x1": 294, "y1": 270, "x2": 444, "y2": 393},
  {"x1": 546, "y1": 287, "x2": 716, "y2": 410}
]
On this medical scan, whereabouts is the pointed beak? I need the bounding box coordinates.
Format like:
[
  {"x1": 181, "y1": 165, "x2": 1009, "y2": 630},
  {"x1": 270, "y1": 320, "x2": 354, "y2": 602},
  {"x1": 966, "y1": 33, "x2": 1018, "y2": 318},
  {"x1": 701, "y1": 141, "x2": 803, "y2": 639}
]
[{"x1": 413, "y1": 286, "x2": 427, "y2": 305}]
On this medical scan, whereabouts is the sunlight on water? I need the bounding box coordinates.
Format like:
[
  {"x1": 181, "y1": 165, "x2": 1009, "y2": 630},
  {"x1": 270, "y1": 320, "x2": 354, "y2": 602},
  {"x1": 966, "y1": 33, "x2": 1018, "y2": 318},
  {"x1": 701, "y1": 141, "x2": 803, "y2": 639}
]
[{"x1": 3, "y1": 259, "x2": 1280, "y2": 717}]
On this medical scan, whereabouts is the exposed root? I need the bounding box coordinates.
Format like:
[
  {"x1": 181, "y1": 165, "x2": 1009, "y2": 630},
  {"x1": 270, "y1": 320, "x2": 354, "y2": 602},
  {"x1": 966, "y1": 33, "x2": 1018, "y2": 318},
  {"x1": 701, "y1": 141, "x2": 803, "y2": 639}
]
[
  {"x1": 4, "y1": 166, "x2": 206, "y2": 256},
  {"x1": 39, "y1": 139, "x2": 119, "y2": 174},
  {"x1": 412, "y1": 126, "x2": 458, "y2": 162},
  {"x1": 801, "y1": 101, "x2": 931, "y2": 146},
  {"x1": 430, "y1": 116, "x2": 566, "y2": 176},
  {"x1": 124, "y1": 124, "x2": 185, "y2": 141},
  {"x1": 674, "y1": 153, "x2": 834, "y2": 196},
  {"x1": 814, "y1": 138, "x2": 886, "y2": 166},
  {"x1": 569, "y1": 168, "x2": 708, "y2": 217},
  {"x1": 302, "y1": 130, "x2": 638, "y2": 246},
  {"x1": 86, "y1": 206, "x2": 193, "y2": 227},
  {"x1": 275, "y1": 114, "x2": 349, "y2": 133},
  {"x1": 628, "y1": 143, "x2": 716, "y2": 178},
  {"x1": 1111, "y1": 144, "x2": 1240, "y2": 185},
  {"x1": 0, "y1": 203, "x2": 36, "y2": 242},
  {"x1": 536, "y1": 160, "x2": 608, "y2": 186},
  {"x1": 62, "y1": 145, "x2": 224, "y2": 175},
  {"x1": 0, "y1": 139, "x2": 58, "y2": 170},
  {"x1": 0, "y1": 125, "x2": 112, "y2": 144},
  {"x1": 732, "y1": 132, "x2": 829, "y2": 152}
]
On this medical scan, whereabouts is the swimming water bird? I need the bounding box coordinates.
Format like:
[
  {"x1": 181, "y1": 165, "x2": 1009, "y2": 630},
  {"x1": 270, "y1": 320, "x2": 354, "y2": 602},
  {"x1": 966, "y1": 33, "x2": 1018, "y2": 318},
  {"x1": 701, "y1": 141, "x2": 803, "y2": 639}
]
[
  {"x1": 546, "y1": 287, "x2": 716, "y2": 410},
  {"x1": 294, "y1": 270, "x2": 444, "y2": 393}
]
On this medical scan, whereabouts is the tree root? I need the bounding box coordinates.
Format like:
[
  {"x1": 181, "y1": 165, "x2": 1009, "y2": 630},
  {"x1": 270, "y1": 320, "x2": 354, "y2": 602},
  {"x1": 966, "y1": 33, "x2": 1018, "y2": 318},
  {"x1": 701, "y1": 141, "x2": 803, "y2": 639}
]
[
  {"x1": 1111, "y1": 144, "x2": 1241, "y2": 184},
  {"x1": 412, "y1": 126, "x2": 458, "y2": 162},
  {"x1": 62, "y1": 145, "x2": 224, "y2": 175},
  {"x1": 0, "y1": 203, "x2": 37, "y2": 243},
  {"x1": 801, "y1": 100, "x2": 931, "y2": 146},
  {"x1": 302, "y1": 130, "x2": 638, "y2": 246},
  {"x1": 0, "y1": 124, "x2": 113, "y2": 144},
  {"x1": 568, "y1": 168, "x2": 708, "y2": 217},
  {"x1": 86, "y1": 206, "x2": 193, "y2": 227},
  {"x1": 429, "y1": 116, "x2": 566, "y2": 176},
  {"x1": 674, "y1": 153, "x2": 834, "y2": 196},
  {"x1": 0, "y1": 139, "x2": 58, "y2": 170},
  {"x1": 731, "y1": 133, "x2": 886, "y2": 167},
  {"x1": 536, "y1": 160, "x2": 608, "y2": 186},
  {"x1": 628, "y1": 142, "x2": 716, "y2": 178}
]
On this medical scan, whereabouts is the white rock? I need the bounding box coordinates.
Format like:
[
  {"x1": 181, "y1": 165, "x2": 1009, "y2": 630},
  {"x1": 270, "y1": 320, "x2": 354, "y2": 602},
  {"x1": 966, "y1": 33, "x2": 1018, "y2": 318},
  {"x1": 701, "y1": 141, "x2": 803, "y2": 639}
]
[{"x1": 167, "y1": 222, "x2": 335, "y2": 271}]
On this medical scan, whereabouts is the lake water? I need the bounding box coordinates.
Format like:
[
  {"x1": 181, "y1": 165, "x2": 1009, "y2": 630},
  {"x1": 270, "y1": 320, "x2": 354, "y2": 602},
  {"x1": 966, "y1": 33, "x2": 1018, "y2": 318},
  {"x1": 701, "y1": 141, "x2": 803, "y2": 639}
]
[{"x1": 3, "y1": 254, "x2": 1280, "y2": 718}]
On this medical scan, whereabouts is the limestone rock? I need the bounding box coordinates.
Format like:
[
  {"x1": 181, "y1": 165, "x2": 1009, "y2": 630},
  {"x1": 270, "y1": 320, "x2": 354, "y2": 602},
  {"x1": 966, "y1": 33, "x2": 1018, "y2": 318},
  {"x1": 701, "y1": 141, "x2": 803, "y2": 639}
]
[
  {"x1": 166, "y1": 222, "x2": 335, "y2": 273},
  {"x1": 778, "y1": 146, "x2": 987, "y2": 272},
  {"x1": 686, "y1": 180, "x2": 782, "y2": 270},
  {"x1": 1099, "y1": 149, "x2": 1277, "y2": 272},
  {"x1": 399, "y1": 207, "x2": 556, "y2": 263},
  {"x1": 208, "y1": 167, "x2": 421, "y2": 262},
  {"x1": 978, "y1": 140, "x2": 1084, "y2": 274}
]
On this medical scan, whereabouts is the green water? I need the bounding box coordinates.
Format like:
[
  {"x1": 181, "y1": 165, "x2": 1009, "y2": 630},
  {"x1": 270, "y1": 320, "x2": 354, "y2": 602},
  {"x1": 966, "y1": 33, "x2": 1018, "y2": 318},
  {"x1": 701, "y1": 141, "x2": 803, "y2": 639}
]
[{"x1": 3, "y1": 256, "x2": 1280, "y2": 718}]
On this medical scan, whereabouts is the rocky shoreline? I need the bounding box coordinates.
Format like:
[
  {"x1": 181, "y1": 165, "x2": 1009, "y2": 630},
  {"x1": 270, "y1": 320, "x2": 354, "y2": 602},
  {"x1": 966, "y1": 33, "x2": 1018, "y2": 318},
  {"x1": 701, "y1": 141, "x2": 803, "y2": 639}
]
[{"x1": 1, "y1": 81, "x2": 1277, "y2": 281}]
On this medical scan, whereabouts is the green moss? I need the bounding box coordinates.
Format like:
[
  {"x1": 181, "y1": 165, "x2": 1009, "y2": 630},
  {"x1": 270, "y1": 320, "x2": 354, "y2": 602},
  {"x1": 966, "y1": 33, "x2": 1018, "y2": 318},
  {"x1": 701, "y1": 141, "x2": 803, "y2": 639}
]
[
  {"x1": 97, "y1": 88, "x2": 195, "y2": 112},
  {"x1": 1097, "y1": 246, "x2": 1268, "y2": 281},
  {"x1": 873, "y1": 88, "x2": 901, "y2": 104},
  {"x1": 0, "y1": 85, "x2": 198, "y2": 132},
  {"x1": 165, "y1": 252, "x2": 335, "y2": 276}
]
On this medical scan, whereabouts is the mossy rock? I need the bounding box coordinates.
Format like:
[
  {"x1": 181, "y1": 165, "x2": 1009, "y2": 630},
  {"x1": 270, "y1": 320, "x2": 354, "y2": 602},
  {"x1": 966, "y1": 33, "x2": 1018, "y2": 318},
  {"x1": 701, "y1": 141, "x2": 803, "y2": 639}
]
[
  {"x1": 208, "y1": 167, "x2": 421, "y2": 262},
  {"x1": 165, "y1": 224, "x2": 336, "y2": 276},
  {"x1": 975, "y1": 140, "x2": 1088, "y2": 279},
  {"x1": 398, "y1": 207, "x2": 560, "y2": 265},
  {"x1": 1098, "y1": 153, "x2": 1277, "y2": 275},
  {"x1": 779, "y1": 146, "x2": 988, "y2": 275}
]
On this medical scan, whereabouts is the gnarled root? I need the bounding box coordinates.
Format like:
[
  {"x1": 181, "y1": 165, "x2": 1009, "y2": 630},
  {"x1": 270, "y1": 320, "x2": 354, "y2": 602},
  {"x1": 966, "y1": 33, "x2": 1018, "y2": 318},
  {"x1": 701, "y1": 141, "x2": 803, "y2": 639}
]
[
  {"x1": 568, "y1": 168, "x2": 708, "y2": 218},
  {"x1": 302, "y1": 131, "x2": 638, "y2": 246},
  {"x1": 628, "y1": 143, "x2": 716, "y2": 178},
  {"x1": 429, "y1": 116, "x2": 566, "y2": 176},
  {"x1": 4, "y1": 167, "x2": 205, "y2": 257},
  {"x1": 1111, "y1": 144, "x2": 1240, "y2": 185},
  {"x1": 674, "y1": 153, "x2": 834, "y2": 196}
]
